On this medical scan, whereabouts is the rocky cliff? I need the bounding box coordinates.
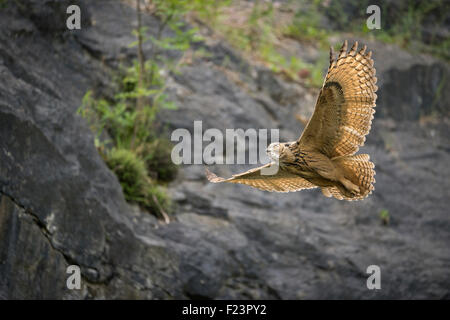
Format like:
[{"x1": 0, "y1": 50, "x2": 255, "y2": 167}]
[{"x1": 0, "y1": 0, "x2": 449, "y2": 299}]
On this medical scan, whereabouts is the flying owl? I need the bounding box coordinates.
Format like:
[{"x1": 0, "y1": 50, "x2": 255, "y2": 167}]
[{"x1": 206, "y1": 41, "x2": 377, "y2": 200}]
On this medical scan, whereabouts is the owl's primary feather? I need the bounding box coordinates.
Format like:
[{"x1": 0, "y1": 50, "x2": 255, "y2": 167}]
[
  {"x1": 205, "y1": 164, "x2": 317, "y2": 193},
  {"x1": 206, "y1": 41, "x2": 377, "y2": 200},
  {"x1": 298, "y1": 40, "x2": 377, "y2": 158}
]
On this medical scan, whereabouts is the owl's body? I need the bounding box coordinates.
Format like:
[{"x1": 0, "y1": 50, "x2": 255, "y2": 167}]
[
  {"x1": 206, "y1": 41, "x2": 377, "y2": 201},
  {"x1": 263, "y1": 141, "x2": 374, "y2": 200}
]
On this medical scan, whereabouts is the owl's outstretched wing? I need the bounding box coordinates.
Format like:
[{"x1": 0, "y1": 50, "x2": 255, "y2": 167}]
[
  {"x1": 297, "y1": 41, "x2": 377, "y2": 158},
  {"x1": 205, "y1": 164, "x2": 317, "y2": 193}
]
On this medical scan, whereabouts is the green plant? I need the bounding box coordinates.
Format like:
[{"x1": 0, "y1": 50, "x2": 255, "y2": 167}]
[
  {"x1": 137, "y1": 138, "x2": 178, "y2": 182},
  {"x1": 186, "y1": 0, "x2": 328, "y2": 87},
  {"x1": 78, "y1": 1, "x2": 220, "y2": 221},
  {"x1": 379, "y1": 209, "x2": 390, "y2": 225},
  {"x1": 78, "y1": 91, "x2": 139, "y2": 149},
  {"x1": 144, "y1": 184, "x2": 172, "y2": 217},
  {"x1": 283, "y1": 4, "x2": 328, "y2": 44},
  {"x1": 0, "y1": 0, "x2": 8, "y2": 9},
  {"x1": 78, "y1": 66, "x2": 177, "y2": 219},
  {"x1": 104, "y1": 148, "x2": 172, "y2": 218},
  {"x1": 353, "y1": 0, "x2": 448, "y2": 60}
]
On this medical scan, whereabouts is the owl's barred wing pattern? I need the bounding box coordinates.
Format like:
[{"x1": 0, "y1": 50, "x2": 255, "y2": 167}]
[
  {"x1": 298, "y1": 41, "x2": 377, "y2": 158},
  {"x1": 205, "y1": 165, "x2": 317, "y2": 193},
  {"x1": 205, "y1": 40, "x2": 377, "y2": 200}
]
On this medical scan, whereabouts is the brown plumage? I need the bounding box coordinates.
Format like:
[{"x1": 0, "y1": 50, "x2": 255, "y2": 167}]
[{"x1": 206, "y1": 41, "x2": 377, "y2": 200}]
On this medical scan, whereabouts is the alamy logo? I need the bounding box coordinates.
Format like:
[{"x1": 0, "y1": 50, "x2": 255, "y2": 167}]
[
  {"x1": 66, "y1": 265, "x2": 81, "y2": 290},
  {"x1": 366, "y1": 265, "x2": 381, "y2": 289},
  {"x1": 366, "y1": 5, "x2": 381, "y2": 30},
  {"x1": 66, "y1": 5, "x2": 81, "y2": 30},
  {"x1": 171, "y1": 121, "x2": 279, "y2": 169}
]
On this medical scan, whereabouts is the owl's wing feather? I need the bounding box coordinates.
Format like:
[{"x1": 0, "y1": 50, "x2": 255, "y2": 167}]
[
  {"x1": 205, "y1": 164, "x2": 317, "y2": 193},
  {"x1": 298, "y1": 41, "x2": 377, "y2": 158},
  {"x1": 323, "y1": 186, "x2": 367, "y2": 201}
]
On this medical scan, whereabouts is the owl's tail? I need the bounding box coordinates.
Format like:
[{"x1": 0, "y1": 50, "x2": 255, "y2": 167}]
[{"x1": 327, "y1": 154, "x2": 376, "y2": 200}]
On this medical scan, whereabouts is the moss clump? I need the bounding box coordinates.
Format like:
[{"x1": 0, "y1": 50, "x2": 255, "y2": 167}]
[
  {"x1": 137, "y1": 139, "x2": 178, "y2": 182},
  {"x1": 105, "y1": 148, "x2": 149, "y2": 203},
  {"x1": 104, "y1": 148, "x2": 172, "y2": 215}
]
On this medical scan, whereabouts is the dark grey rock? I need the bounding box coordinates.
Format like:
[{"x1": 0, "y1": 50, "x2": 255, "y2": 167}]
[{"x1": 15, "y1": 0, "x2": 91, "y2": 34}]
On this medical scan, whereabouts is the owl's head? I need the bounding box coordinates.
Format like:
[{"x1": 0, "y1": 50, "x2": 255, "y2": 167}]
[{"x1": 266, "y1": 142, "x2": 293, "y2": 162}]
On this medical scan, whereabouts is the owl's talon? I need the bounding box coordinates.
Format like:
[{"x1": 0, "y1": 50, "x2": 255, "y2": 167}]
[
  {"x1": 341, "y1": 178, "x2": 360, "y2": 195},
  {"x1": 350, "y1": 186, "x2": 360, "y2": 195}
]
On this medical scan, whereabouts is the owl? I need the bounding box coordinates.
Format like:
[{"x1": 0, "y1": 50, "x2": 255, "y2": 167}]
[{"x1": 206, "y1": 41, "x2": 377, "y2": 200}]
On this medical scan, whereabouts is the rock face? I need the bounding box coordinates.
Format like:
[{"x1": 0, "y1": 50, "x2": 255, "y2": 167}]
[{"x1": 0, "y1": 0, "x2": 449, "y2": 299}]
